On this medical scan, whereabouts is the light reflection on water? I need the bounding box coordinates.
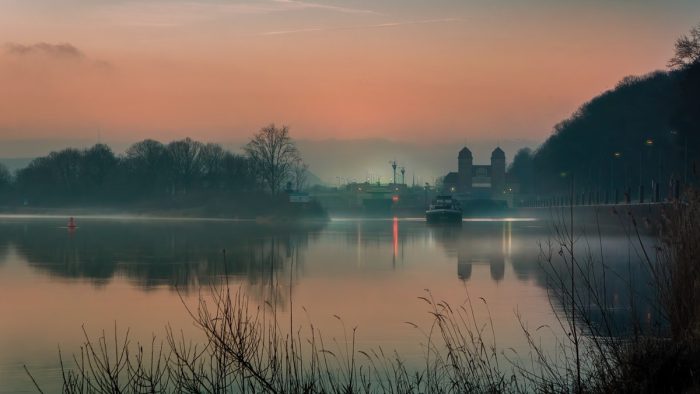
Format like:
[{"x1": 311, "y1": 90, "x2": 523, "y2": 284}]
[{"x1": 0, "y1": 216, "x2": 657, "y2": 392}]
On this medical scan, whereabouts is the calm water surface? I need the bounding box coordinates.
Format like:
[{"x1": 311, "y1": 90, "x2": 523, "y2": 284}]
[{"x1": 0, "y1": 215, "x2": 656, "y2": 392}]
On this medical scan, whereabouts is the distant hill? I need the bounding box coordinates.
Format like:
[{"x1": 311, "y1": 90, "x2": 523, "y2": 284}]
[{"x1": 508, "y1": 62, "x2": 700, "y2": 196}]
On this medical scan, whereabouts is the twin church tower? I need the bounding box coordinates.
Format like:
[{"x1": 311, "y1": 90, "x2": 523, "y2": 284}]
[{"x1": 443, "y1": 147, "x2": 506, "y2": 198}]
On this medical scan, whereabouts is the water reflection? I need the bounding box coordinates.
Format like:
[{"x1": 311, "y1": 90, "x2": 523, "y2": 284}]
[
  {"x1": 0, "y1": 218, "x2": 324, "y2": 294},
  {"x1": 424, "y1": 219, "x2": 663, "y2": 335},
  {"x1": 0, "y1": 217, "x2": 663, "y2": 334},
  {"x1": 0, "y1": 216, "x2": 668, "y2": 392},
  {"x1": 429, "y1": 221, "x2": 517, "y2": 282}
]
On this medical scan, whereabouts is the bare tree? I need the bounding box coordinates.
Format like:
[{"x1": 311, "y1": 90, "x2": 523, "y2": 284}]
[
  {"x1": 167, "y1": 138, "x2": 203, "y2": 194},
  {"x1": 244, "y1": 124, "x2": 301, "y2": 195},
  {"x1": 292, "y1": 158, "x2": 309, "y2": 192},
  {"x1": 199, "y1": 143, "x2": 226, "y2": 189},
  {"x1": 124, "y1": 139, "x2": 169, "y2": 195},
  {"x1": 669, "y1": 23, "x2": 700, "y2": 69},
  {"x1": 125, "y1": 139, "x2": 166, "y2": 169}
]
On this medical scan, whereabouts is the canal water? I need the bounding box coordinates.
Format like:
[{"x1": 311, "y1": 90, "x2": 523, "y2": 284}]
[{"x1": 0, "y1": 215, "x2": 658, "y2": 392}]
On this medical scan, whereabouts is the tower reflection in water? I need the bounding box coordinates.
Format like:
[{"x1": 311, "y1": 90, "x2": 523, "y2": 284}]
[{"x1": 430, "y1": 221, "x2": 513, "y2": 282}]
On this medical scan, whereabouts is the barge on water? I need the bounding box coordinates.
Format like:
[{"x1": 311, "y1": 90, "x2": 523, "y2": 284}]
[{"x1": 426, "y1": 195, "x2": 463, "y2": 223}]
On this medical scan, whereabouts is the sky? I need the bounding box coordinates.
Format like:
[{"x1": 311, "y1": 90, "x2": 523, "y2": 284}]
[{"x1": 0, "y1": 0, "x2": 699, "y2": 159}]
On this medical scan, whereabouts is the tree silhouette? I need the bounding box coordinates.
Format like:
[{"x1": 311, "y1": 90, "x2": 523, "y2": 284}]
[
  {"x1": 292, "y1": 158, "x2": 309, "y2": 191},
  {"x1": 124, "y1": 139, "x2": 169, "y2": 197},
  {"x1": 508, "y1": 148, "x2": 534, "y2": 194},
  {"x1": 3, "y1": 128, "x2": 323, "y2": 217},
  {"x1": 669, "y1": 24, "x2": 700, "y2": 69},
  {"x1": 199, "y1": 143, "x2": 227, "y2": 189},
  {"x1": 508, "y1": 23, "x2": 700, "y2": 197},
  {"x1": 244, "y1": 124, "x2": 301, "y2": 195},
  {"x1": 167, "y1": 138, "x2": 203, "y2": 195},
  {"x1": 0, "y1": 163, "x2": 10, "y2": 196}
]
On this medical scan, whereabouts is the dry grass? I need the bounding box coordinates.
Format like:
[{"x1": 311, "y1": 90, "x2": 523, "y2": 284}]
[
  {"x1": 656, "y1": 190, "x2": 700, "y2": 341},
  {"x1": 35, "y1": 285, "x2": 522, "y2": 393}
]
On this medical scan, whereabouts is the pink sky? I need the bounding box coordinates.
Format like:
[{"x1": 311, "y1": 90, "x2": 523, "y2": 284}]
[{"x1": 1, "y1": 0, "x2": 698, "y2": 146}]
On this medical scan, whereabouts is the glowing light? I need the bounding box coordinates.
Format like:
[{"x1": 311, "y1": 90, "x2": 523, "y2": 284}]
[
  {"x1": 392, "y1": 195, "x2": 399, "y2": 202},
  {"x1": 462, "y1": 218, "x2": 537, "y2": 222},
  {"x1": 392, "y1": 217, "x2": 399, "y2": 258}
]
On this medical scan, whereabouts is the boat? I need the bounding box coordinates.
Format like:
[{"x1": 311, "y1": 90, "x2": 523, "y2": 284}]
[{"x1": 426, "y1": 195, "x2": 463, "y2": 223}]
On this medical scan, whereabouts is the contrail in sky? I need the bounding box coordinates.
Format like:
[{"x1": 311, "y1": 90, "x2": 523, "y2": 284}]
[{"x1": 259, "y1": 18, "x2": 462, "y2": 36}]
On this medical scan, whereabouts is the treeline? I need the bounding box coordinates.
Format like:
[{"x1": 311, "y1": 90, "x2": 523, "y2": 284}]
[
  {"x1": 3, "y1": 139, "x2": 255, "y2": 205},
  {"x1": 0, "y1": 125, "x2": 319, "y2": 217},
  {"x1": 508, "y1": 24, "x2": 700, "y2": 197}
]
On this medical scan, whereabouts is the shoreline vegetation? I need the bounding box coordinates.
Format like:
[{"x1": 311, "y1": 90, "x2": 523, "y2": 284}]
[
  {"x1": 26, "y1": 191, "x2": 700, "y2": 393},
  {"x1": 0, "y1": 197, "x2": 329, "y2": 222},
  {"x1": 0, "y1": 125, "x2": 328, "y2": 222}
]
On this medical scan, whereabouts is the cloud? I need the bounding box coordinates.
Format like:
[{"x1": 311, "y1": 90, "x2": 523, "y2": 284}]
[
  {"x1": 372, "y1": 18, "x2": 461, "y2": 28},
  {"x1": 259, "y1": 18, "x2": 461, "y2": 36},
  {"x1": 4, "y1": 42, "x2": 84, "y2": 59},
  {"x1": 271, "y1": 0, "x2": 378, "y2": 15},
  {"x1": 94, "y1": 0, "x2": 378, "y2": 28},
  {"x1": 3, "y1": 42, "x2": 113, "y2": 70}
]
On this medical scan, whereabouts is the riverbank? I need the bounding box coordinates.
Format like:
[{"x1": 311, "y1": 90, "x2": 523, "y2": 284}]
[{"x1": 0, "y1": 195, "x2": 329, "y2": 222}]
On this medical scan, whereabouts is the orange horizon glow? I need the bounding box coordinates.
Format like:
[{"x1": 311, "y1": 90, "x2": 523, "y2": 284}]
[{"x1": 1, "y1": 1, "x2": 698, "y2": 144}]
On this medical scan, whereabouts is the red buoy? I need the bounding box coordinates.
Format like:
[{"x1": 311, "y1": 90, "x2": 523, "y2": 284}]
[{"x1": 67, "y1": 217, "x2": 77, "y2": 229}]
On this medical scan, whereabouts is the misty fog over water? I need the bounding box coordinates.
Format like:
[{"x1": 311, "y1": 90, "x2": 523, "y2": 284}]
[{"x1": 0, "y1": 215, "x2": 658, "y2": 392}]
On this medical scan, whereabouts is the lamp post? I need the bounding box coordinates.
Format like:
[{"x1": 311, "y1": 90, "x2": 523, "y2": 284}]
[
  {"x1": 611, "y1": 151, "x2": 621, "y2": 199},
  {"x1": 424, "y1": 182, "x2": 429, "y2": 208},
  {"x1": 560, "y1": 171, "x2": 573, "y2": 206},
  {"x1": 639, "y1": 138, "x2": 653, "y2": 203},
  {"x1": 640, "y1": 139, "x2": 653, "y2": 183}
]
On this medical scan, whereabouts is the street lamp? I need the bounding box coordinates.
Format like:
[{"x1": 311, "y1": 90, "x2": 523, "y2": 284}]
[
  {"x1": 639, "y1": 139, "x2": 654, "y2": 185},
  {"x1": 558, "y1": 171, "x2": 574, "y2": 206},
  {"x1": 610, "y1": 152, "x2": 622, "y2": 204},
  {"x1": 639, "y1": 138, "x2": 654, "y2": 203},
  {"x1": 611, "y1": 152, "x2": 622, "y2": 197}
]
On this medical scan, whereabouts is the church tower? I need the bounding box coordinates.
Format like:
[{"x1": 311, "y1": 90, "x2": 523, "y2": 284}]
[
  {"x1": 490, "y1": 147, "x2": 505, "y2": 195},
  {"x1": 458, "y1": 147, "x2": 473, "y2": 193}
]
